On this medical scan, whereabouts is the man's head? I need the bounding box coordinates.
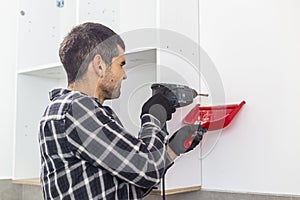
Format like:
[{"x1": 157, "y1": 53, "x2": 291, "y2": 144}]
[{"x1": 59, "y1": 22, "x2": 127, "y2": 102}]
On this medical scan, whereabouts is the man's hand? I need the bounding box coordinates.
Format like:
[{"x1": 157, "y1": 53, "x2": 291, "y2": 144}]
[
  {"x1": 141, "y1": 93, "x2": 176, "y2": 126},
  {"x1": 168, "y1": 125, "x2": 207, "y2": 156}
]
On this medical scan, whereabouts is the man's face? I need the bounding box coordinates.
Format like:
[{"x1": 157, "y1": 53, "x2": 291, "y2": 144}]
[{"x1": 99, "y1": 45, "x2": 127, "y2": 100}]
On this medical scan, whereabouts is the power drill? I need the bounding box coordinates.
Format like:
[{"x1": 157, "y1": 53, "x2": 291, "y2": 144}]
[
  {"x1": 151, "y1": 83, "x2": 207, "y2": 149},
  {"x1": 151, "y1": 83, "x2": 198, "y2": 108},
  {"x1": 151, "y1": 83, "x2": 207, "y2": 200}
]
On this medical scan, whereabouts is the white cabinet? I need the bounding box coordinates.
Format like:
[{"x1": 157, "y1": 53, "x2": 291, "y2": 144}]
[
  {"x1": 78, "y1": 0, "x2": 120, "y2": 32},
  {"x1": 14, "y1": 69, "x2": 66, "y2": 179},
  {"x1": 13, "y1": 0, "x2": 76, "y2": 179},
  {"x1": 157, "y1": 49, "x2": 201, "y2": 193},
  {"x1": 120, "y1": 0, "x2": 157, "y2": 32},
  {"x1": 108, "y1": 49, "x2": 157, "y2": 136},
  {"x1": 14, "y1": 0, "x2": 202, "y2": 195},
  {"x1": 159, "y1": 0, "x2": 199, "y2": 43},
  {"x1": 17, "y1": 0, "x2": 76, "y2": 72},
  {"x1": 156, "y1": 0, "x2": 202, "y2": 193},
  {"x1": 13, "y1": 0, "x2": 121, "y2": 179}
]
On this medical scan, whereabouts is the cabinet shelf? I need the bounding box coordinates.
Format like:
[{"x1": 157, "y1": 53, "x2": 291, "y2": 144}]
[{"x1": 17, "y1": 62, "x2": 65, "y2": 79}]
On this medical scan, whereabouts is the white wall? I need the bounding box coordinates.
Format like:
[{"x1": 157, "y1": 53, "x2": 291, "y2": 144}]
[
  {"x1": 0, "y1": 1, "x2": 19, "y2": 178},
  {"x1": 200, "y1": 0, "x2": 300, "y2": 195}
]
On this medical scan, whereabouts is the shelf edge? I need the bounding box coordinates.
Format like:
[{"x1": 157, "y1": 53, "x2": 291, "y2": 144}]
[
  {"x1": 17, "y1": 62, "x2": 62, "y2": 74},
  {"x1": 12, "y1": 178, "x2": 40, "y2": 186},
  {"x1": 151, "y1": 185, "x2": 201, "y2": 196}
]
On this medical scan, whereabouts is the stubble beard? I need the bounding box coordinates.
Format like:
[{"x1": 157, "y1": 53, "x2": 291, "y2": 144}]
[{"x1": 101, "y1": 77, "x2": 122, "y2": 100}]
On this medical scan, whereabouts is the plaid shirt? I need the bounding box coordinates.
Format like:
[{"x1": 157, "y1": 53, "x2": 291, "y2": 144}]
[{"x1": 38, "y1": 88, "x2": 171, "y2": 200}]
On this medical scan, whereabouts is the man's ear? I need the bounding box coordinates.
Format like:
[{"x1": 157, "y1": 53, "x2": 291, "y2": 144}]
[{"x1": 92, "y1": 54, "x2": 105, "y2": 77}]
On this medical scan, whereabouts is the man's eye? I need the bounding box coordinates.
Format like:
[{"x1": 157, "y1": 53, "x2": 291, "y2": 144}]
[{"x1": 120, "y1": 61, "x2": 126, "y2": 67}]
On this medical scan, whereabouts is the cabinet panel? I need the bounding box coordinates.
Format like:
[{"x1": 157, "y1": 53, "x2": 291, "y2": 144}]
[
  {"x1": 106, "y1": 49, "x2": 157, "y2": 136},
  {"x1": 159, "y1": 0, "x2": 199, "y2": 43},
  {"x1": 157, "y1": 49, "x2": 202, "y2": 190},
  {"x1": 17, "y1": 0, "x2": 76, "y2": 72},
  {"x1": 13, "y1": 72, "x2": 66, "y2": 179},
  {"x1": 120, "y1": 0, "x2": 157, "y2": 33},
  {"x1": 78, "y1": 0, "x2": 120, "y2": 32},
  {"x1": 157, "y1": 0, "x2": 202, "y2": 191}
]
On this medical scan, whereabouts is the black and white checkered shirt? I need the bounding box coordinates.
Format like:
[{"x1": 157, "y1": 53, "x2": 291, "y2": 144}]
[{"x1": 38, "y1": 88, "x2": 172, "y2": 200}]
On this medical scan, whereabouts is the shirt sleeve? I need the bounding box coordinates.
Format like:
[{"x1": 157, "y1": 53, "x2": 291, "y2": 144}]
[{"x1": 64, "y1": 96, "x2": 172, "y2": 189}]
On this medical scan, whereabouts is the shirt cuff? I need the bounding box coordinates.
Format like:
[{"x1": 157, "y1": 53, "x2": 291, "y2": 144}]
[
  {"x1": 140, "y1": 114, "x2": 168, "y2": 144},
  {"x1": 165, "y1": 151, "x2": 175, "y2": 169},
  {"x1": 141, "y1": 113, "x2": 162, "y2": 128}
]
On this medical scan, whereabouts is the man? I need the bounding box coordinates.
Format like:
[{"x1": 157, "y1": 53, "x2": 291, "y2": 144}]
[{"x1": 38, "y1": 22, "x2": 205, "y2": 200}]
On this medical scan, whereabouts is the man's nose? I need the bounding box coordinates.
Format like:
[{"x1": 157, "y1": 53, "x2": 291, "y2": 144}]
[{"x1": 123, "y1": 71, "x2": 127, "y2": 80}]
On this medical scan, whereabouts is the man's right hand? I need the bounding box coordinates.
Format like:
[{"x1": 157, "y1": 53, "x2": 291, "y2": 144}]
[
  {"x1": 168, "y1": 125, "x2": 207, "y2": 156},
  {"x1": 141, "y1": 93, "x2": 176, "y2": 126}
]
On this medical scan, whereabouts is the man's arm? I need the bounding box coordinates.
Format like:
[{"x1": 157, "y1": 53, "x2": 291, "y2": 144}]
[{"x1": 65, "y1": 96, "x2": 171, "y2": 189}]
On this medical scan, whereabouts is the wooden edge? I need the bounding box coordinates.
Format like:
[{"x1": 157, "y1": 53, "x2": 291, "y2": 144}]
[
  {"x1": 150, "y1": 186, "x2": 201, "y2": 196},
  {"x1": 12, "y1": 179, "x2": 40, "y2": 186},
  {"x1": 11, "y1": 179, "x2": 201, "y2": 195}
]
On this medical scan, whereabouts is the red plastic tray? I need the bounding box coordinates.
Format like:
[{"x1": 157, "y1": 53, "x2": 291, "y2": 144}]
[{"x1": 183, "y1": 101, "x2": 246, "y2": 131}]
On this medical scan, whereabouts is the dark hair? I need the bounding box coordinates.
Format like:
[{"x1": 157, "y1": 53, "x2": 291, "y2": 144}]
[{"x1": 59, "y1": 22, "x2": 125, "y2": 85}]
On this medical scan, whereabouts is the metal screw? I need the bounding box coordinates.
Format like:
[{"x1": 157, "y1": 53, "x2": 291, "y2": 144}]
[{"x1": 56, "y1": 0, "x2": 64, "y2": 8}]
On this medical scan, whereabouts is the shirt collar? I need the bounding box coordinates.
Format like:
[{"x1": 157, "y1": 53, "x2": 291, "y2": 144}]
[{"x1": 49, "y1": 88, "x2": 71, "y2": 101}]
